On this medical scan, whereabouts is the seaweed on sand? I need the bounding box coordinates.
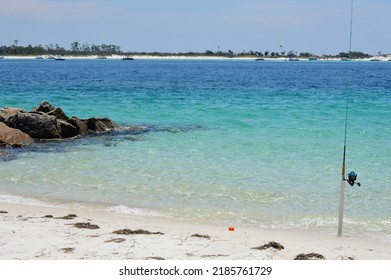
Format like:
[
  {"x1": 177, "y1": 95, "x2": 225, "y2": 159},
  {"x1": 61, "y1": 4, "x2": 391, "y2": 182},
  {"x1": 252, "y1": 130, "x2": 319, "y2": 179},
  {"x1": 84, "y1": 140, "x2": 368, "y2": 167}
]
[
  {"x1": 294, "y1": 252, "x2": 326, "y2": 260},
  {"x1": 73, "y1": 222, "x2": 100, "y2": 229},
  {"x1": 191, "y1": 233, "x2": 211, "y2": 239},
  {"x1": 252, "y1": 241, "x2": 284, "y2": 251},
  {"x1": 112, "y1": 229, "x2": 164, "y2": 235}
]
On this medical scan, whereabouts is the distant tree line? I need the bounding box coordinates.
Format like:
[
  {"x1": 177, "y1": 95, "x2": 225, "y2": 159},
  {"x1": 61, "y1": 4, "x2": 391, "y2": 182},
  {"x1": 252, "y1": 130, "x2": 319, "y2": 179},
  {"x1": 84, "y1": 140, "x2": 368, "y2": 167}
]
[
  {"x1": 0, "y1": 41, "x2": 373, "y2": 58},
  {"x1": 0, "y1": 41, "x2": 122, "y2": 56},
  {"x1": 337, "y1": 51, "x2": 371, "y2": 59}
]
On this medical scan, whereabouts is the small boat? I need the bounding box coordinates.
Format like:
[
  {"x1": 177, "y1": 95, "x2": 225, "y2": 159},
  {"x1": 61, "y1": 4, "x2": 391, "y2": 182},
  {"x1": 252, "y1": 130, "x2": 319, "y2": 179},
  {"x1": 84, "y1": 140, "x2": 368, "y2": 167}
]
[
  {"x1": 308, "y1": 57, "x2": 318, "y2": 61},
  {"x1": 35, "y1": 56, "x2": 44, "y2": 59},
  {"x1": 370, "y1": 58, "x2": 380, "y2": 61},
  {"x1": 255, "y1": 58, "x2": 265, "y2": 61},
  {"x1": 97, "y1": 55, "x2": 107, "y2": 59},
  {"x1": 341, "y1": 58, "x2": 349, "y2": 61},
  {"x1": 122, "y1": 56, "x2": 134, "y2": 60},
  {"x1": 55, "y1": 57, "x2": 66, "y2": 61},
  {"x1": 288, "y1": 58, "x2": 299, "y2": 61}
]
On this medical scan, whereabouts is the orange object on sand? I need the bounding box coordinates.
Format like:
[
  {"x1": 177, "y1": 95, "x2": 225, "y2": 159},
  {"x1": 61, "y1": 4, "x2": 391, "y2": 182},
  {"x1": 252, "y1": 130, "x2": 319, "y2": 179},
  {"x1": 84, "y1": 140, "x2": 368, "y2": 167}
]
[{"x1": 228, "y1": 226, "x2": 235, "y2": 231}]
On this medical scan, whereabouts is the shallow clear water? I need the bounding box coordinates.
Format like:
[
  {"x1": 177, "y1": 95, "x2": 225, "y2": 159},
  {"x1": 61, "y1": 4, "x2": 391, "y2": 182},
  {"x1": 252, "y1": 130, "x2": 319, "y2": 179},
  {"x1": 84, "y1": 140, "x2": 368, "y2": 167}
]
[{"x1": 0, "y1": 59, "x2": 390, "y2": 239}]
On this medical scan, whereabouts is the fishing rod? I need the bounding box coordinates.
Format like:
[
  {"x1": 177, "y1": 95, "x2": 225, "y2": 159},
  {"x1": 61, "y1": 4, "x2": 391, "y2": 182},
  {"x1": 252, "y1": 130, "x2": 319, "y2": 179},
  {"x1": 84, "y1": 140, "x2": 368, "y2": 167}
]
[{"x1": 338, "y1": 0, "x2": 361, "y2": 237}]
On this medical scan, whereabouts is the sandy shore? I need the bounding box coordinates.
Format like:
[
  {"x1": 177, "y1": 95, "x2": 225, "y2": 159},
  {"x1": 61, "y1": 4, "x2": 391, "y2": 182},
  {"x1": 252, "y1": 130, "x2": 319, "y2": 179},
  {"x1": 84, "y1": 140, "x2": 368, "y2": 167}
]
[{"x1": 0, "y1": 201, "x2": 390, "y2": 260}]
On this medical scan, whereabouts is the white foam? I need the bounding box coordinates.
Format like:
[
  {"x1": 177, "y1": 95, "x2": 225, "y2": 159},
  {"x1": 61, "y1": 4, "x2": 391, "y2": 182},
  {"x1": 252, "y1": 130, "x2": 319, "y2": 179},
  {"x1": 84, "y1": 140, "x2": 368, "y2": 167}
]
[
  {"x1": 108, "y1": 204, "x2": 168, "y2": 217},
  {"x1": 0, "y1": 193, "x2": 51, "y2": 207}
]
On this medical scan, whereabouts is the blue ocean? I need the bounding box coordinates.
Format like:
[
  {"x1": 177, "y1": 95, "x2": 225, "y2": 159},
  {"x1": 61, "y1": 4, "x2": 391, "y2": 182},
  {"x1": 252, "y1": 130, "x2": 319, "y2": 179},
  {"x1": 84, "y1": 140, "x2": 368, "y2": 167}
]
[{"x1": 0, "y1": 59, "x2": 390, "y2": 240}]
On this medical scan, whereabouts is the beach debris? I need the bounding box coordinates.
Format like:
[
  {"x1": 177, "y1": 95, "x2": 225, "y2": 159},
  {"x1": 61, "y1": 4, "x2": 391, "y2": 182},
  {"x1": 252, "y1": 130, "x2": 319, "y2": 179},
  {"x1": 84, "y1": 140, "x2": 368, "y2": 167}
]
[
  {"x1": 294, "y1": 252, "x2": 326, "y2": 260},
  {"x1": 338, "y1": 255, "x2": 355, "y2": 260},
  {"x1": 73, "y1": 222, "x2": 100, "y2": 229},
  {"x1": 191, "y1": 233, "x2": 211, "y2": 239},
  {"x1": 57, "y1": 214, "x2": 77, "y2": 220},
  {"x1": 0, "y1": 210, "x2": 8, "y2": 214},
  {"x1": 112, "y1": 229, "x2": 164, "y2": 235},
  {"x1": 252, "y1": 241, "x2": 285, "y2": 251},
  {"x1": 43, "y1": 215, "x2": 54, "y2": 218},
  {"x1": 201, "y1": 254, "x2": 229, "y2": 258},
  {"x1": 42, "y1": 214, "x2": 77, "y2": 220},
  {"x1": 61, "y1": 247, "x2": 75, "y2": 254},
  {"x1": 228, "y1": 226, "x2": 235, "y2": 231},
  {"x1": 146, "y1": 256, "x2": 165, "y2": 260},
  {"x1": 104, "y1": 238, "x2": 126, "y2": 243}
]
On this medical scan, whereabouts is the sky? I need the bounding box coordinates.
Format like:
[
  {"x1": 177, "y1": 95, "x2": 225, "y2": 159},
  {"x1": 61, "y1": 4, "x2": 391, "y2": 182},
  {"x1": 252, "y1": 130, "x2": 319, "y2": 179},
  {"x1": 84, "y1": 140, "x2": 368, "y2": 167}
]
[{"x1": 0, "y1": 0, "x2": 390, "y2": 55}]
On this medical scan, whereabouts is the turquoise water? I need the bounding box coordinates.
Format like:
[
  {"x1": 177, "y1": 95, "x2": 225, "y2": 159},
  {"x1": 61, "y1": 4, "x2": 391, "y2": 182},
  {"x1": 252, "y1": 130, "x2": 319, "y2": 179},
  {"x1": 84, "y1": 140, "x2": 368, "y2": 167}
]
[{"x1": 0, "y1": 59, "x2": 390, "y2": 240}]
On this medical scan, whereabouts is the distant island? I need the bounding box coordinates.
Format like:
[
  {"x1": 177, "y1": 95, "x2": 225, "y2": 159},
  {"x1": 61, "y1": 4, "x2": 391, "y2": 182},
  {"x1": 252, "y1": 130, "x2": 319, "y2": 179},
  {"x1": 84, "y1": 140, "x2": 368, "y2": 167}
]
[{"x1": 1, "y1": 40, "x2": 390, "y2": 60}]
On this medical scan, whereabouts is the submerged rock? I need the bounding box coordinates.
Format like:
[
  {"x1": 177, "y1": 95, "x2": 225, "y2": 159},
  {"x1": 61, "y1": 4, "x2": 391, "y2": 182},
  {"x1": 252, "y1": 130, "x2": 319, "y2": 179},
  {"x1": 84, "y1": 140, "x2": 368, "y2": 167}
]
[
  {"x1": 86, "y1": 117, "x2": 119, "y2": 132},
  {"x1": 5, "y1": 112, "x2": 61, "y2": 139},
  {"x1": 0, "y1": 122, "x2": 34, "y2": 147}
]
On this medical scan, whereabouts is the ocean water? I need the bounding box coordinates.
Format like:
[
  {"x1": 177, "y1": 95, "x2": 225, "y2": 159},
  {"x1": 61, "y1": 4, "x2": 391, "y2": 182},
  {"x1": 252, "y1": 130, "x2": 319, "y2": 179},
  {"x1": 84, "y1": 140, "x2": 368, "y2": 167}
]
[{"x1": 0, "y1": 59, "x2": 390, "y2": 240}]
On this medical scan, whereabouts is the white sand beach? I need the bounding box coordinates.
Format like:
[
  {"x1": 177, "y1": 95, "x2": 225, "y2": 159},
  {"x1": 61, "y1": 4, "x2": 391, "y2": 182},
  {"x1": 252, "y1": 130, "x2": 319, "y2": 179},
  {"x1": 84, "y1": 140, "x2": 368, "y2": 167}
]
[{"x1": 1, "y1": 200, "x2": 390, "y2": 260}]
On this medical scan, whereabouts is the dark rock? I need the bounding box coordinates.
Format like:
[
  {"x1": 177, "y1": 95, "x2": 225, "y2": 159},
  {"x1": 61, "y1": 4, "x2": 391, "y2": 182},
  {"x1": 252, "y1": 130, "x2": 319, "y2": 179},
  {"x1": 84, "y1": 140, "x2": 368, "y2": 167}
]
[
  {"x1": 0, "y1": 122, "x2": 34, "y2": 147},
  {"x1": 0, "y1": 107, "x2": 26, "y2": 122},
  {"x1": 5, "y1": 112, "x2": 61, "y2": 139},
  {"x1": 86, "y1": 117, "x2": 119, "y2": 132},
  {"x1": 33, "y1": 101, "x2": 55, "y2": 113},
  {"x1": 67, "y1": 117, "x2": 88, "y2": 135},
  {"x1": 48, "y1": 107, "x2": 69, "y2": 121},
  {"x1": 58, "y1": 119, "x2": 79, "y2": 138}
]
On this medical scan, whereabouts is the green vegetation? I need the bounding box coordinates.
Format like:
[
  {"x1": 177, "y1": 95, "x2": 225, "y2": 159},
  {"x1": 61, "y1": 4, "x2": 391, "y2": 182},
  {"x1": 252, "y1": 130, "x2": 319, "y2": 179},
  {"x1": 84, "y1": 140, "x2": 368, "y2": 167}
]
[
  {"x1": 0, "y1": 41, "x2": 122, "y2": 56},
  {"x1": 0, "y1": 41, "x2": 378, "y2": 59}
]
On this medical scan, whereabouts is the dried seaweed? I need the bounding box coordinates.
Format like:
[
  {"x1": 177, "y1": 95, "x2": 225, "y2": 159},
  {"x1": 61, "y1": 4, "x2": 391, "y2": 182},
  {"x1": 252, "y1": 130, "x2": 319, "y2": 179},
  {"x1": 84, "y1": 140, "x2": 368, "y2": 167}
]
[
  {"x1": 73, "y1": 222, "x2": 99, "y2": 229},
  {"x1": 43, "y1": 214, "x2": 77, "y2": 219},
  {"x1": 43, "y1": 215, "x2": 54, "y2": 218},
  {"x1": 104, "y1": 238, "x2": 126, "y2": 243},
  {"x1": 57, "y1": 214, "x2": 77, "y2": 220},
  {"x1": 294, "y1": 252, "x2": 325, "y2": 260},
  {"x1": 146, "y1": 256, "x2": 165, "y2": 260},
  {"x1": 0, "y1": 210, "x2": 8, "y2": 214},
  {"x1": 61, "y1": 247, "x2": 75, "y2": 253},
  {"x1": 191, "y1": 233, "x2": 211, "y2": 239},
  {"x1": 202, "y1": 254, "x2": 229, "y2": 258},
  {"x1": 112, "y1": 229, "x2": 164, "y2": 235},
  {"x1": 252, "y1": 241, "x2": 284, "y2": 251}
]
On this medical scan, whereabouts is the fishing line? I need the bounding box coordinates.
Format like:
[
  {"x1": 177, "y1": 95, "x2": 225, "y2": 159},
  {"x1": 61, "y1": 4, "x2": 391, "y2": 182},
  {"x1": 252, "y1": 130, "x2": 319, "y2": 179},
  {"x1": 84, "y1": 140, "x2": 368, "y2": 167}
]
[{"x1": 338, "y1": 0, "x2": 361, "y2": 237}]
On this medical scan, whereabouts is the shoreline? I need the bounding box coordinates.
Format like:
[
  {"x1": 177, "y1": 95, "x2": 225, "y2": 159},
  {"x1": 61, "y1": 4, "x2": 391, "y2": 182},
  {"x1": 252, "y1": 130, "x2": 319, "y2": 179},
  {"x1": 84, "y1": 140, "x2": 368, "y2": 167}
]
[
  {"x1": 1, "y1": 199, "x2": 390, "y2": 260},
  {"x1": 1, "y1": 55, "x2": 389, "y2": 61}
]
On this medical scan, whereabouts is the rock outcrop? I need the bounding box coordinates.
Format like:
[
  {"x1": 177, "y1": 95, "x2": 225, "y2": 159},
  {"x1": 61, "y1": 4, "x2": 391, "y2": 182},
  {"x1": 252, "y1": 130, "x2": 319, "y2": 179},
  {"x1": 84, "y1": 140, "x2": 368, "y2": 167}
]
[
  {"x1": 67, "y1": 117, "x2": 88, "y2": 135},
  {"x1": 86, "y1": 117, "x2": 119, "y2": 132},
  {"x1": 0, "y1": 122, "x2": 34, "y2": 147},
  {"x1": 0, "y1": 101, "x2": 121, "y2": 147},
  {"x1": 0, "y1": 107, "x2": 26, "y2": 122},
  {"x1": 5, "y1": 111, "x2": 62, "y2": 139}
]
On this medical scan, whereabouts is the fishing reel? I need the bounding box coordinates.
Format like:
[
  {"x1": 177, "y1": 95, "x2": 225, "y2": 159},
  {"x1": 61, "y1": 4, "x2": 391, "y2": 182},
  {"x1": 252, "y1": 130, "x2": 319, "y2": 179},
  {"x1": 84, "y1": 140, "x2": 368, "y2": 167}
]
[{"x1": 345, "y1": 171, "x2": 361, "y2": 187}]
